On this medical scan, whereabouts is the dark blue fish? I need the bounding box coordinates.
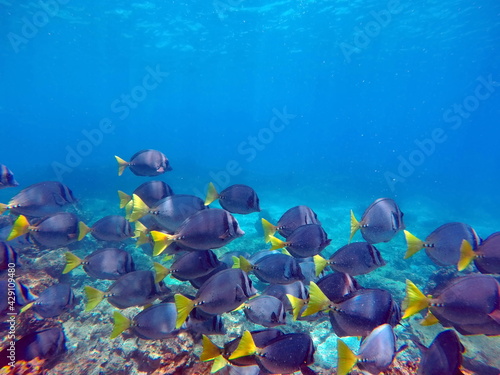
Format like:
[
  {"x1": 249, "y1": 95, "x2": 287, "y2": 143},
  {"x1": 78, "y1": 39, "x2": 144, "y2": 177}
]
[
  {"x1": 205, "y1": 183, "x2": 260, "y2": 214},
  {"x1": 63, "y1": 247, "x2": 135, "y2": 279},
  {"x1": 0, "y1": 241, "x2": 19, "y2": 271},
  {"x1": 459, "y1": 232, "x2": 500, "y2": 274},
  {"x1": 118, "y1": 180, "x2": 174, "y2": 209},
  {"x1": 262, "y1": 205, "x2": 320, "y2": 242},
  {"x1": 0, "y1": 326, "x2": 66, "y2": 367},
  {"x1": 270, "y1": 224, "x2": 331, "y2": 258},
  {"x1": 414, "y1": 330, "x2": 465, "y2": 375},
  {"x1": 154, "y1": 250, "x2": 221, "y2": 282},
  {"x1": 233, "y1": 253, "x2": 304, "y2": 284},
  {"x1": 7, "y1": 213, "x2": 79, "y2": 248},
  {"x1": 350, "y1": 198, "x2": 405, "y2": 244},
  {"x1": 115, "y1": 149, "x2": 172, "y2": 176},
  {"x1": 185, "y1": 309, "x2": 226, "y2": 335},
  {"x1": 316, "y1": 272, "x2": 361, "y2": 303},
  {"x1": 111, "y1": 302, "x2": 178, "y2": 339},
  {"x1": 22, "y1": 283, "x2": 74, "y2": 318},
  {"x1": 263, "y1": 281, "x2": 308, "y2": 312},
  {"x1": 79, "y1": 215, "x2": 133, "y2": 242},
  {"x1": 0, "y1": 181, "x2": 76, "y2": 217},
  {"x1": 0, "y1": 164, "x2": 18, "y2": 189},
  {"x1": 241, "y1": 295, "x2": 286, "y2": 327}
]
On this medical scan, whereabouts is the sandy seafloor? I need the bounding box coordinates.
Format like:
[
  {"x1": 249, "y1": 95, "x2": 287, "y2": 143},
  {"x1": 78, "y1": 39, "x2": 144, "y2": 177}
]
[{"x1": 1, "y1": 168, "x2": 500, "y2": 375}]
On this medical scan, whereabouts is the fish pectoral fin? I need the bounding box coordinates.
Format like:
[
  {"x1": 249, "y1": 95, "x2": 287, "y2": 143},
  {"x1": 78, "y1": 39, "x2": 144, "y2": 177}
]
[
  {"x1": 488, "y1": 309, "x2": 500, "y2": 324},
  {"x1": 219, "y1": 230, "x2": 230, "y2": 240}
]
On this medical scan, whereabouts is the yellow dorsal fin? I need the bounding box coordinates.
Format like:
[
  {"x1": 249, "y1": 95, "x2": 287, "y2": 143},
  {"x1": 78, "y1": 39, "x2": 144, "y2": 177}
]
[
  {"x1": 313, "y1": 254, "x2": 328, "y2": 277},
  {"x1": 174, "y1": 294, "x2": 195, "y2": 329},
  {"x1": 84, "y1": 286, "x2": 105, "y2": 311},
  {"x1": 115, "y1": 155, "x2": 129, "y2": 176},
  {"x1": 228, "y1": 331, "x2": 257, "y2": 360},
  {"x1": 287, "y1": 294, "x2": 306, "y2": 321},
  {"x1": 78, "y1": 221, "x2": 92, "y2": 241},
  {"x1": 269, "y1": 236, "x2": 286, "y2": 250},
  {"x1": 403, "y1": 230, "x2": 425, "y2": 259},
  {"x1": 204, "y1": 182, "x2": 219, "y2": 206},
  {"x1": 110, "y1": 311, "x2": 131, "y2": 339},
  {"x1": 458, "y1": 239, "x2": 476, "y2": 271},
  {"x1": 63, "y1": 252, "x2": 82, "y2": 274},
  {"x1": 117, "y1": 190, "x2": 132, "y2": 209},
  {"x1": 402, "y1": 280, "x2": 430, "y2": 319},
  {"x1": 150, "y1": 231, "x2": 174, "y2": 256},
  {"x1": 349, "y1": 210, "x2": 360, "y2": 243},
  {"x1": 153, "y1": 262, "x2": 170, "y2": 283},
  {"x1": 261, "y1": 218, "x2": 277, "y2": 243},
  {"x1": 337, "y1": 339, "x2": 358, "y2": 375},
  {"x1": 7, "y1": 215, "x2": 30, "y2": 241},
  {"x1": 128, "y1": 194, "x2": 150, "y2": 222},
  {"x1": 302, "y1": 281, "x2": 331, "y2": 317}
]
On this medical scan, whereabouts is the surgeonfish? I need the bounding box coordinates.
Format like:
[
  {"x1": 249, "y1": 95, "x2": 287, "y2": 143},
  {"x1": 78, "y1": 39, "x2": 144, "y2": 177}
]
[
  {"x1": 153, "y1": 250, "x2": 221, "y2": 282},
  {"x1": 21, "y1": 283, "x2": 74, "y2": 318},
  {"x1": 0, "y1": 164, "x2": 18, "y2": 189},
  {"x1": 117, "y1": 180, "x2": 174, "y2": 209},
  {"x1": 63, "y1": 248, "x2": 135, "y2": 279},
  {"x1": 239, "y1": 295, "x2": 287, "y2": 327},
  {"x1": 78, "y1": 215, "x2": 133, "y2": 242},
  {"x1": 233, "y1": 253, "x2": 305, "y2": 284},
  {"x1": 205, "y1": 182, "x2": 261, "y2": 214},
  {"x1": 261, "y1": 205, "x2": 320, "y2": 242},
  {"x1": 458, "y1": 232, "x2": 500, "y2": 273},
  {"x1": 404, "y1": 222, "x2": 480, "y2": 266},
  {"x1": 115, "y1": 149, "x2": 172, "y2": 176},
  {"x1": 414, "y1": 330, "x2": 465, "y2": 375},
  {"x1": 350, "y1": 198, "x2": 405, "y2": 244},
  {"x1": 269, "y1": 224, "x2": 331, "y2": 258}
]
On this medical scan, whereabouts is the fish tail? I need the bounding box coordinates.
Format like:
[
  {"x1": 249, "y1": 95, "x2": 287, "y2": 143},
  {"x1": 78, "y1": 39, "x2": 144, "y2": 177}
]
[
  {"x1": 153, "y1": 262, "x2": 170, "y2": 283},
  {"x1": 135, "y1": 232, "x2": 150, "y2": 247},
  {"x1": 261, "y1": 218, "x2": 277, "y2": 243},
  {"x1": 162, "y1": 254, "x2": 174, "y2": 262},
  {"x1": 78, "y1": 221, "x2": 91, "y2": 241},
  {"x1": 313, "y1": 254, "x2": 328, "y2": 277},
  {"x1": 0, "y1": 203, "x2": 7, "y2": 214},
  {"x1": 124, "y1": 200, "x2": 134, "y2": 220},
  {"x1": 134, "y1": 221, "x2": 150, "y2": 246},
  {"x1": 150, "y1": 231, "x2": 174, "y2": 256},
  {"x1": 420, "y1": 310, "x2": 439, "y2": 326},
  {"x1": 458, "y1": 239, "x2": 475, "y2": 271},
  {"x1": 269, "y1": 235, "x2": 286, "y2": 250},
  {"x1": 403, "y1": 230, "x2": 425, "y2": 259},
  {"x1": 402, "y1": 280, "x2": 430, "y2": 319},
  {"x1": 210, "y1": 356, "x2": 229, "y2": 373},
  {"x1": 349, "y1": 210, "x2": 360, "y2": 243},
  {"x1": 302, "y1": 281, "x2": 330, "y2": 317},
  {"x1": 336, "y1": 339, "x2": 357, "y2": 375},
  {"x1": 128, "y1": 194, "x2": 150, "y2": 222},
  {"x1": 20, "y1": 302, "x2": 34, "y2": 314},
  {"x1": 287, "y1": 294, "x2": 306, "y2": 320},
  {"x1": 117, "y1": 190, "x2": 132, "y2": 209},
  {"x1": 228, "y1": 331, "x2": 257, "y2": 360},
  {"x1": 174, "y1": 294, "x2": 195, "y2": 329},
  {"x1": 84, "y1": 286, "x2": 105, "y2": 311},
  {"x1": 204, "y1": 182, "x2": 219, "y2": 206},
  {"x1": 200, "y1": 335, "x2": 222, "y2": 361},
  {"x1": 110, "y1": 311, "x2": 131, "y2": 339},
  {"x1": 7, "y1": 215, "x2": 30, "y2": 241},
  {"x1": 232, "y1": 256, "x2": 253, "y2": 273},
  {"x1": 63, "y1": 252, "x2": 82, "y2": 274},
  {"x1": 115, "y1": 155, "x2": 129, "y2": 176}
]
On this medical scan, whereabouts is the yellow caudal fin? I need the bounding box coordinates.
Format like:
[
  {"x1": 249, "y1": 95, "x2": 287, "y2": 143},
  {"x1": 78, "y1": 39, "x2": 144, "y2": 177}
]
[
  {"x1": 458, "y1": 239, "x2": 476, "y2": 271},
  {"x1": 200, "y1": 335, "x2": 222, "y2": 361},
  {"x1": 337, "y1": 339, "x2": 358, "y2": 375},
  {"x1": 287, "y1": 294, "x2": 307, "y2": 321},
  {"x1": 20, "y1": 302, "x2": 34, "y2": 314},
  {"x1": 117, "y1": 190, "x2": 132, "y2": 209},
  {"x1": 78, "y1": 221, "x2": 92, "y2": 241},
  {"x1": 402, "y1": 280, "x2": 430, "y2": 319},
  {"x1": 63, "y1": 252, "x2": 82, "y2": 274},
  {"x1": 229, "y1": 331, "x2": 257, "y2": 360},
  {"x1": 84, "y1": 286, "x2": 105, "y2": 312},
  {"x1": 269, "y1": 236, "x2": 286, "y2": 251},
  {"x1": 174, "y1": 294, "x2": 195, "y2": 329},
  {"x1": 0, "y1": 203, "x2": 7, "y2": 215},
  {"x1": 128, "y1": 194, "x2": 150, "y2": 222},
  {"x1": 150, "y1": 231, "x2": 174, "y2": 256},
  {"x1": 110, "y1": 311, "x2": 131, "y2": 339},
  {"x1": 302, "y1": 281, "x2": 331, "y2": 317},
  {"x1": 349, "y1": 210, "x2": 360, "y2": 243},
  {"x1": 421, "y1": 310, "x2": 439, "y2": 326},
  {"x1": 313, "y1": 254, "x2": 328, "y2": 277},
  {"x1": 162, "y1": 254, "x2": 174, "y2": 262},
  {"x1": 232, "y1": 256, "x2": 253, "y2": 273},
  {"x1": 153, "y1": 262, "x2": 170, "y2": 283},
  {"x1": 403, "y1": 230, "x2": 425, "y2": 259},
  {"x1": 210, "y1": 356, "x2": 228, "y2": 373},
  {"x1": 261, "y1": 218, "x2": 277, "y2": 243},
  {"x1": 135, "y1": 232, "x2": 150, "y2": 247},
  {"x1": 134, "y1": 221, "x2": 150, "y2": 247},
  {"x1": 204, "y1": 182, "x2": 219, "y2": 206},
  {"x1": 124, "y1": 200, "x2": 134, "y2": 220},
  {"x1": 115, "y1": 155, "x2": 129, "y2": 176},
  {"x1": 7, "y1": 215, "x2": 30, "y2": 241}
]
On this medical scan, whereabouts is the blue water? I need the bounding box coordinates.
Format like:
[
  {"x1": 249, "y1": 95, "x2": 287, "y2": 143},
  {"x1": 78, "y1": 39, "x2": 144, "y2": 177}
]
[{"x1": 1, "y1": 0, "x2": 500, "y2": 373}]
